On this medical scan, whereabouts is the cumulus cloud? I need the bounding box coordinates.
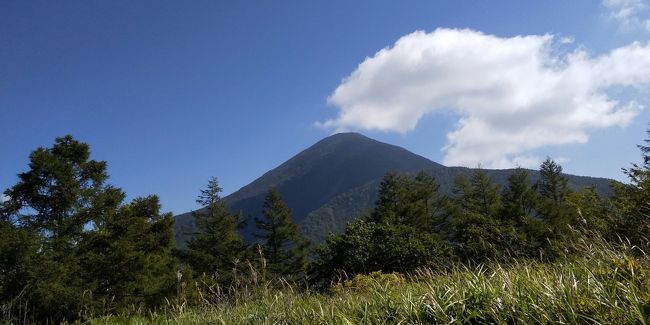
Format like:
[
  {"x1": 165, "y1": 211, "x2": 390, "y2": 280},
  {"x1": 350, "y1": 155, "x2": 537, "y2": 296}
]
[
  {"x1": 603, "y1": 0, "x2": 649, "y2": 30},
  {"x1": 318, "y1": 28, "x2": 650, "y2": 168}
]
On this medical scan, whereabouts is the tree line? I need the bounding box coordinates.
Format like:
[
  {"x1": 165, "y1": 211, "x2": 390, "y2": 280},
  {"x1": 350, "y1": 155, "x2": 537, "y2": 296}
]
[{"x1": 1, "y1": 132, "x2": 649, "y2": 322}]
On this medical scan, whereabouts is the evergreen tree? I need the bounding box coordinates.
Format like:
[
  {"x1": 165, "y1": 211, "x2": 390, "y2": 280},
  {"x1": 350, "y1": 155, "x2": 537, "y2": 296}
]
[
  {"x1": 312, "y1": 172, "x2": 451, "y2": 283},
  {"x1": 255, "y1": 188, "x2": 309, "y2": 280},
  {"x1": 369, "y1": 172, "x2": 447, "y2": 231},
  {"x1": 537, "y1": 158, "x2": 573, "y2": 233},
  {"x1": 613, "y1": 128, "x2": 650, "y2": 244},
  {"x1": 1, "y1": 135, "x2": 123, "y2": 320},
  {"x1": 0, "y1": 135, "x2": 178, "y2": 321},
  {"x1": 183, "y1": 177, "x2": 248, "y2": 281},
  {"x1": 403, "y1": 172, "x2": 449, "y2": 232},
  {"x1": 80, "y1": 196, "x2": 177, "y2": 311},
  {"x1": 369, "y1": 172, "x2": 405, "y2": 224},
  {"x1": 450, "y1": 169, "x2": 502, "y2": 262},
  {"x1": 0, "y1": 214, "x2": 38, "y2": 305},
  {"x1": 499, "y1": 168, "x2": 543, "y2": 258},
  {"x1": 501, "y1": 168, "x2": 536, "y2": 224}
]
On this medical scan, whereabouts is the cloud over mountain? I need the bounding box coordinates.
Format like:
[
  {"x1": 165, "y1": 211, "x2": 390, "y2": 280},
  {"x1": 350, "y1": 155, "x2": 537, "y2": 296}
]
[{"x1": 319, "y1": 28, "x2": 650, "y2": 168}]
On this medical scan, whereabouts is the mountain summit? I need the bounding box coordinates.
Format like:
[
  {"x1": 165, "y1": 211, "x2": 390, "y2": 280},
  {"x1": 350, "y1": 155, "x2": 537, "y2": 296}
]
[{"x1": 174, "y1": 133, "x2": 612, "y2": 245}]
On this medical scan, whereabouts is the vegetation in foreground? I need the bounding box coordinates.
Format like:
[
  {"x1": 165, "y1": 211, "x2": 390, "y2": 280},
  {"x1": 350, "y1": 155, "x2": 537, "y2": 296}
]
[
  {"x1": 94, "y1": 234, "x2": 650, "y2": 324},
  {"x1": 1, "y1": 129, "x2": 649, "y2": 323}
]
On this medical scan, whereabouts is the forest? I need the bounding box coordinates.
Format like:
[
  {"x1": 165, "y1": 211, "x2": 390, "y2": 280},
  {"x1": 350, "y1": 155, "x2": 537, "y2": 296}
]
[{"x1": 1, "y1": 131, "x2": 649, "y2": 324}]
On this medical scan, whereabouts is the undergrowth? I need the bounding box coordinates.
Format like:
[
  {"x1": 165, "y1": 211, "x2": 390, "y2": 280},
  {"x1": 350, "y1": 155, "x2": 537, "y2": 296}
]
[{"x1": 84, "y1": 235, "x2": 650, "y2": 325}]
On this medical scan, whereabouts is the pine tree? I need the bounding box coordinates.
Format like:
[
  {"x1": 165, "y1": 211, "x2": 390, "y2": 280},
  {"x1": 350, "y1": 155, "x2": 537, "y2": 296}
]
[
  {"x1": 500, "y1": 168, "x2": 543, "y2": 258},
  {"x1": 451, "y1": 169, "x2": 502, "y2": 262},
  {"x1": 537, "y1": 158, "x2": 573, "y2": 233},
  {"x1": 369, "y1": 172, "x2": 447, "y2": 230},
  {"x1": 311, "y1": 172, "x2": 451, "y2": 282},
  {"x1": 0, "y1": 135, "x2": 178, "y2": 320},
  {"x1": 183, "y1": 177, "x2": 248, "y2": 282},
  {"x1": 614, "y1": 128, "x2": 650, "y2": 244},
  {"x1": 1, "y1": 135, "x2": 123, "y2": 320},
  {"x1": 501, "y1": 168, "x2": 537, "y2": 224},
  {"x1": 254, "y1": 188, "x2": 309, "y2": 280},
  {"x1": 0, "y1": 215, "x2": 38, "y2": 305},
  {"x1": 369, "y1": 172, "x2": 405, "y2": 224},
  {"x1": 403, "y1": 172, "x2": 448, "y2": 232}
]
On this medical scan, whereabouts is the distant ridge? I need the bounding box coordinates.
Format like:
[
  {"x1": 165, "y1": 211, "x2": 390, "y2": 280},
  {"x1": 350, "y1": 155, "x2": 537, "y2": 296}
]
[{"x1": 174, "y1": 133, "x2": 614, "y2": 246}]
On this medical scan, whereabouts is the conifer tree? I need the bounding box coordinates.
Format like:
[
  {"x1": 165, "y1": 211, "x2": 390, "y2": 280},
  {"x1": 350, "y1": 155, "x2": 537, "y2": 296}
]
[
  {"x1": 403, "y1": 172, "x2": 448, "y2": 232},
  {"x1": 369, "y1": 172, "x2": 404, "y2": 224},
  {"x1": 80, "y1": 196, "x2": 177, "y2": 311},
  {"x1": 537, "y1": 158, "x2": 573, "y2": 233},
  {"x1": 451, "y1": 169, "x2": 502, "y2": 261},
  {"x1": 1, "y1": 135, "x2": 123, "y2": 320},
  {"x1": 184, "y1": 177, "x2": 248, "y2": 281},
  {"x1": 501, "y1": 168, "x2": 537, "y2": 224},
  {"x1": 255, "y1": 188, "x2": 309, "y2": 280},
  {"x1": 614, "y1": 128, "x2": 650, "y2": 244},
  {"x1": 499, "y1": 168, "x2": 543, "y2": 258},
  {"x1": 0, "y1": 135, "x2": 178, "y2": 320},
  {"x1": 369, "y1": 172, "x2": 447, "y2": 230}
]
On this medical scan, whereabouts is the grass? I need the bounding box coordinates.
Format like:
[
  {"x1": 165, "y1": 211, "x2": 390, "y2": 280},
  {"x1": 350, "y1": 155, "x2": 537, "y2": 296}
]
[{"x1": 86, "y1": 236, "x2": 650, "y2": 325}]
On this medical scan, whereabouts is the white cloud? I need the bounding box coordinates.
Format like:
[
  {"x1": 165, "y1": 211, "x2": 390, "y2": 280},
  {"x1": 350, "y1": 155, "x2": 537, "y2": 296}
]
[
  {"x1": 559, "y1": 37, "x2": 574, "y2": 44},
  {"x1": 318, "y1": 28, "x2": 650, "y2": 168},
  {"x1": 0, "y1": 194, "x2": 8, "y2": 203},
  {"x1": 603, "y1": 0, "x2": 649, "y2": 30}
]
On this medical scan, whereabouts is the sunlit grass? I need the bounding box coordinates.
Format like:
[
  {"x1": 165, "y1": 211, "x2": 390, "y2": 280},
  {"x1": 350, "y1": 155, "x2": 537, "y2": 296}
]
[{"x1": 88, "y1": 235, "x2": 650, "y2": 325}]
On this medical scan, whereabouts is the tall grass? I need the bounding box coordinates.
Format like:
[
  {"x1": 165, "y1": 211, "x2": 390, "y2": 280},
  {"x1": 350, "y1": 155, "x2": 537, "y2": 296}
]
[{"x1": 87, "y1": 234, "x2": 650, "y2": 325}]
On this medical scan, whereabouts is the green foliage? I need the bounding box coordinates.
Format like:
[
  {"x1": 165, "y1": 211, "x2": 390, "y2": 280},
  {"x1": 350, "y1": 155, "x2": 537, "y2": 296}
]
[
  {"x1": 0, "y1": 219, "x2": 38, "y2": 305},
  {"x1": 182, "y1": 177, "x2": 249, "y2": 282},
  {"x1": 4, "y1": 130, "x2": 650, "y2": 323},
  {"x1": 80, "y1": 196, "x2": 178, "y2": 313},
  {"x1": 313, "y1": 219, "x2": 450, "y2": 283},
  {"x1": 368, "y1": 172, "x2": 448, "y2": 230},
  {"x1": 255, "y1": 188, "x2": 310, "y2": 280},
  {"x1": 313, "y1": 172, "x2": 451, "y2": 283},
  {"x1": 450, "y1": 169, "x2": 505, "y2": 261},
  {"x1": 566, "y1": 187, "x2": 617, "y2": 236},
  {"x1": 93, "y1": 235, "x2": 650, "y2": 325},
  {"x1": 613, "y1": 128, "x2": 650, "y2": 246},
  {"x1": 500, "y1": 168, "x2": 537, "y2": 224},
  {"x1": 0, "y1": 135, "x2": 177, "y2": 322},
  {"x1": 537, "y1": 158, "x2": 574, "y2": 233}
]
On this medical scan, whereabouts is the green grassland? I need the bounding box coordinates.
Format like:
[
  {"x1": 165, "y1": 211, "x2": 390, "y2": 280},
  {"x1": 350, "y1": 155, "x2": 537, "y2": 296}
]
[{"x1": 89, "y1": 236, "x2": 649, "y2": 325}]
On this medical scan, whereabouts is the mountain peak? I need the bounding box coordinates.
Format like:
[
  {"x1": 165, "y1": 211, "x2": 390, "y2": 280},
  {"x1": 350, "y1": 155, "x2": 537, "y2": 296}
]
[
  {"x1": 173, "y1": 133, "x2": 614, "y2": 246},
  {"x1": 313, "y1": 132, "x2": 373, "y2": 146}
]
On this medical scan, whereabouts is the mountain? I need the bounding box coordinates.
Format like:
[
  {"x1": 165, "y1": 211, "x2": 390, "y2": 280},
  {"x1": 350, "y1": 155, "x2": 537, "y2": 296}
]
[{"x1": 174, "y1": 133, "x2": 615, "y2": 246}]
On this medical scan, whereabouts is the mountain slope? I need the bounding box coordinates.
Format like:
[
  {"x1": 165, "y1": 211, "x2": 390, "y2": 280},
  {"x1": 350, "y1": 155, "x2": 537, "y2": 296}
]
[
  {"x1": 174, "y1": 132, "x2": 441, "y2": 245},
  {"x1": 299, "y1": 166, "x2": 615, "y2": 242},
  {"x1": 174, "y1": 133, "x2": 615, "y2": 246}
]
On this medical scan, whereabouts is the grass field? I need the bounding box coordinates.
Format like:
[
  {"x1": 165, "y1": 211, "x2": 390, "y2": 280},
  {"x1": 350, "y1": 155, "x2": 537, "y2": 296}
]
[{"x1": 86, "y1": 237, "x2": 650, "y2": 325}]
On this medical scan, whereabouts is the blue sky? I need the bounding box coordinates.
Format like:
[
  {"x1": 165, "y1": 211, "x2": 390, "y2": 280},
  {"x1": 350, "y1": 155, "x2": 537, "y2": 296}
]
[{"x1": 2, "y1": 0, "x2": 650, "y2": 214}]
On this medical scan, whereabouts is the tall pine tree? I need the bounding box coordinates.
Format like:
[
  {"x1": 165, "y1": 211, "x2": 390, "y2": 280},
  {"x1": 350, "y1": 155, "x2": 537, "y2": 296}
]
[
  {"x1": 255, "y1": 188, "x2": 309, "y2": 280},
  {"x1": 183, "y1": 177, "x2": 248, "y2": 282},
  {"x1": 537, "y1": 158, "x2": 573, "y2": 234},
  {"x1": 451, "y1": 169, "x2": 502, "y2": 262},
  {"x1": 0, "y1": 135, "x2": 177, "y2": 321}
]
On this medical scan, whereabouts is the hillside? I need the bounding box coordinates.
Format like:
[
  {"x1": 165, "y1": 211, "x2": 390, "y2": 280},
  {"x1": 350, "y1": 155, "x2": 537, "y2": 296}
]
[{"x1": 174, "y1": 133, "x2": 615, "y2": 245}]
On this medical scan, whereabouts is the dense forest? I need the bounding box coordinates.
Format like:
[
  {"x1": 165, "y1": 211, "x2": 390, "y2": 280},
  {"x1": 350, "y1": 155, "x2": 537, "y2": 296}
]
[{"x1": 1, "y1": 131, "x2": 649, "y2": 323}]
